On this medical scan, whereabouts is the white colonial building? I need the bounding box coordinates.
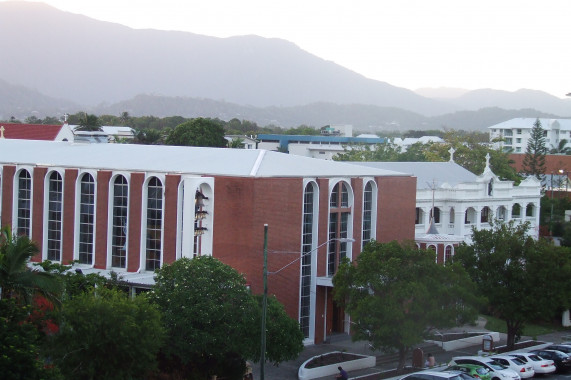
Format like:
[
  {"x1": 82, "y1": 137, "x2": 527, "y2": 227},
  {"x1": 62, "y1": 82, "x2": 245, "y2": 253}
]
[
  {"x1": 489, "y1": 118, "x2": 571, "y2": 153},
  {"x1": 352, "y1": 151, "x2": 542, "y2": 245}
]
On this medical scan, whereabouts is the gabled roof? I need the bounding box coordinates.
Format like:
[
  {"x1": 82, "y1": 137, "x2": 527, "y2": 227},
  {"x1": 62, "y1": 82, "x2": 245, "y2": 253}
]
[
  {"x1": 0, "y1": 139, "x2": 408, "y2": 179},
  {"x1": 0, "y1": 123, "x2": 64, "y2": 141},
  {"x1": 350, "y1": 161, "x2": 477, "y2": 189}
]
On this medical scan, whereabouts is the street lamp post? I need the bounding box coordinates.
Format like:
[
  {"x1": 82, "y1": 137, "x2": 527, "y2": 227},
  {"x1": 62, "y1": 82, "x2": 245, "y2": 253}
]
[{"x1": 259, "y1": 225, "x2": 354, "y2": 380}]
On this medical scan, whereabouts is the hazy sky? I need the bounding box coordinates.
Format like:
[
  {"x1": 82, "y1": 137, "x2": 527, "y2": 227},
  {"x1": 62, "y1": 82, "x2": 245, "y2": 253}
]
[{"x1": 7, "y1": 0, "x2": 571, "y2": 98}]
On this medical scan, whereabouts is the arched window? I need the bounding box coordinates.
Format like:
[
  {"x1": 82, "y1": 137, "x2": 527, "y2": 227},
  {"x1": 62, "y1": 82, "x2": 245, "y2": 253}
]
[
  {"x1": 526, "y1": 203, "x2": 535, "y2": 217},
  {"x1": 512, "y1": 203, "x2": 521, "y2": 219},
  {"x1": 430, "y1": 207, "x2": 441, "y2": 224},
  {"x1": 78, "y1": 173, "x2": 95, "y2": 264},
  {"x1": 445, "y1": 245, "x2": 453, "y2": 263},
  {"x1": 16, "y1": 169, "x2": 32, "y2": 236},
  {"x1": 146, "y1": 177, "x2": 163, "y2": 271},
  {"x1": 480, "y1": 206, "x2": 491, "y2": 223},
  {"x1": 300, "y1": 182, "x2": 317, "y2": 338},
  {"x1": 362, "y1": 181, "x2": 373, "y2": 246},
  {"x1": 46, "y1": 171, "x2": 63, "y2": 261},
  {"x1": 111, "y1": 175, "x2": 128, "y2": 268},
  {"x1": 497, "y1": 206, "x2": 507, "y2": 221},
  {"x1": 328, "y1": 181, "x2": 351, "y2": 276},
  {"x1": 465, "y1": 207, "x2": 476, "y2": 224}
]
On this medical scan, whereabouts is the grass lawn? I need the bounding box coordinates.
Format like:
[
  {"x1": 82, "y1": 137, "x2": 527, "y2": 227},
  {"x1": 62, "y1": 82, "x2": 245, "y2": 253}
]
[{"x1": 482, "y1": 314, "x2": 567, "y2": 339}]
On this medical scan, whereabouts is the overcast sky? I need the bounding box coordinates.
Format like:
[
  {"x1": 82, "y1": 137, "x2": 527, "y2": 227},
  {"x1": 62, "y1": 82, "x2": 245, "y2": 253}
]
[{"x1": 6, "y1": 0, "x2": 571, "y2": 98}]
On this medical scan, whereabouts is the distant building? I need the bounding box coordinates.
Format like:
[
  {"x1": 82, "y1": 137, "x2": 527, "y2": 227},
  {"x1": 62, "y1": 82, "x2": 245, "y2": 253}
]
[
  {"x1": 69, "y1": 125, "x2": 135, "y2": 143},
  {"x1": 224, "y1": 135, "x2": 258, "y2": 149},
  {"x1": 489, "y1": 118, "x2": 571, "y2": 153},
  {"x1": 392, "y1": 136, "x2": 444, "y2": 152},
  {"x1": 0, "y1": 123, "x2": 74, "y2": 141},
  {"x1": 257, "y1": 125, "x2": 385, "y2": 160}
]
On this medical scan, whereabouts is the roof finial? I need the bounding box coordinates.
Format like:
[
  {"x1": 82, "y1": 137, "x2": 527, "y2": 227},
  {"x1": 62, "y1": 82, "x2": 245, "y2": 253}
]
[
  {"x1": 448, "y1": 147, "x2": 455, "y2": 162},
  {"x1": 485, "y1": 152, "x2": 491, "y2": 169},
  {"x1": 0, "y1": 125, "x2": 4, "y2": 139}
]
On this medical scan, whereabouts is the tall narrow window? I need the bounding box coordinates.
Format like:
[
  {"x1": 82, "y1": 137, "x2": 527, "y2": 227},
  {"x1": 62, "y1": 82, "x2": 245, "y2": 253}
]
[
  {"x1": 328, "y1": 182, "x2": 351, "y2": 276},
  {"x1": 111, "y1": 175, "x2": 128, "y2": 268},
  {"x1": 78, "y1": 173, "x2": 95, "y2": 264},
  {"x1": 17, "y1": 170, "x2": 31, "y2": 236},
  {"x1": 362, "y1": 182, "x2": 373, "y2": 246},
  {"x1": 445, "y1": 246, "x2": 453, "y2": 263},
  {"x1": 300, "y1": 182, "x2": 316, "y2": 338},
  {"x1": 146, "y1": 177, "x2": 163, "y2": 271},
  {"x1": 47, "y1": 171, "x2": 63, "y2": 261}
]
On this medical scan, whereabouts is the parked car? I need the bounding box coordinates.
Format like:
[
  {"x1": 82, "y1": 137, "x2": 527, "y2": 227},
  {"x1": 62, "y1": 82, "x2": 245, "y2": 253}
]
[
  {"x1": 444, "y1": 364, "x2": 492, "y2": 380},
  {"x1": 450, "y1": 357, "x2": 521, "y2": 380},
  {"x1": 508, "y1": 352, "x2": 556, "y2": 374},
  {"x1": 490, "y1": 355, "x2": 534, "y2": 379},
  {"x1": 545, "y1": 344, "x2": 571, "y2": 355},
  {"x1": 401, "y1": 370, "x2": 478, "y2": 380},
  {"x1": 529, "y1": 349, "x2": 571, "y2": 372}
]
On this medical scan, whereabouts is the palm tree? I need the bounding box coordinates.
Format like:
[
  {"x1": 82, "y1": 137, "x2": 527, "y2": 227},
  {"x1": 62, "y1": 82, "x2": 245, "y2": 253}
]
[
  {"x1": 0, "y1": 226, "x2": 61, "y2": 306},
  {"x1": 550, "y1": 139, "x2": 570, "y2": 155},
  {"x1": 75, "y1": 112, "x2": 103, "y2": 132}
]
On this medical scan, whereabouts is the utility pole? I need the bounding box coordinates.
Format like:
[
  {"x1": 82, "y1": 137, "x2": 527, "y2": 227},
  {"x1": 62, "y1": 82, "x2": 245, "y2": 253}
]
[{"x1": 260, "y1": 224, "x2": 268, "y2": 380}]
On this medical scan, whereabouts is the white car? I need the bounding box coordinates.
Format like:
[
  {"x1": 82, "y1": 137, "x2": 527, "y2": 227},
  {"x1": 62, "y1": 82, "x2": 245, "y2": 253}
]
[
  {"x1": 450, "y1": 357, "x2": 521, "y2": 380},
  {"x1": 400, "y1": 370, "x2": 480, "y2": 380},
  {"x1": 508, "y1": 352, "x2": 556, "y2": 374},
  {"x1": 490, "y1": 355, "x2": 534, "y2": 379}
]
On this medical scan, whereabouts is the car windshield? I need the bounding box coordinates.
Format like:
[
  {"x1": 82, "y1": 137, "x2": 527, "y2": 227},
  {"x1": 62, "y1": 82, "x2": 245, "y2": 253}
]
[
  {"x1": 487, "y1": 362, "x2": 506, "y2": 370},
  {"x1": 511, "y1": 358, "x2": 526, "y2": 365},
  {"x1": 528, "y1": 355, "x2": 542, "y2": 362}
]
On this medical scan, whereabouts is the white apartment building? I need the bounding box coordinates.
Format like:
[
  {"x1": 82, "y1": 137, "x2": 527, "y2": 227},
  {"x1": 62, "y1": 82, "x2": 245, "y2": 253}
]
[{"x1": 489, "y1": 118, "x2": 571, "y2": 153}]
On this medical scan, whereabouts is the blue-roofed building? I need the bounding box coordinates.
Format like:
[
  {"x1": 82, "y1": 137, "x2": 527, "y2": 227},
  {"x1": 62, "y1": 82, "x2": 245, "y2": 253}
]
[{"x1": 257, "y1": 128, "x2": 385, "y2": 160}]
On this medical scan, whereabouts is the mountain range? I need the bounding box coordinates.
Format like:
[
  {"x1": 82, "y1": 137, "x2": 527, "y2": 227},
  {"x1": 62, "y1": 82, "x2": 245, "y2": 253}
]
[{"x1": 0, "y1": 1, "x2": 569, "y2": 131}]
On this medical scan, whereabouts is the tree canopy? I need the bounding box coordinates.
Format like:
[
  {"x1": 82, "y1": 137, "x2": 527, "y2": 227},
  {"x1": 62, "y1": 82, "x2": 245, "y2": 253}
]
[
  {"x1": 75, "y1": 113, "x2": 103, "y2": 132},
  {"x1": 150, "y1": 256, "x2": 303, "y2": 379},
  {"x1": 48, "y1": 287, "x2": 164, "y2": 380},
  {"x1": 455, "y1": 221, "x2": 571, "y2": 349},
  {"x1": 333, "y1": 241, "x2": 480, "y2": 370},
  {"x1": 522, "y1": 118, "x2": 547, "y2": 179},
  {"x1": 165, "y1": 117, "x2": 227, "y2": 147},
  {"x1": 0, "y1": 226, "x2": 62, "y2": 306}
]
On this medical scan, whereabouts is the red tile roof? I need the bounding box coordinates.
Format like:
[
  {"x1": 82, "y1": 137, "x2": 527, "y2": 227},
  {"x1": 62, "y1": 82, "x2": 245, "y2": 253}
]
[{"x1": 0, "y1": 123, "x2": 64, "y2": 141}]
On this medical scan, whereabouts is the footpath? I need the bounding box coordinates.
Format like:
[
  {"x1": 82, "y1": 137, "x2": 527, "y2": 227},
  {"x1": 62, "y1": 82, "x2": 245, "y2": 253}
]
[{"x1": 251, "y1": 319, "x2": 571, "y2": 380}]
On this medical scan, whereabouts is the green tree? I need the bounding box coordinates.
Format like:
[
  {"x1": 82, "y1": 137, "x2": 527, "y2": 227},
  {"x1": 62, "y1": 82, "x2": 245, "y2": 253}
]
[
  {"x1": 0, "y1": 299, "x2": 61, "y2": 380},
  {"x1": 455, "y1": 221, "x2": 571, "y2": 349},
  {"x1": 229, "y1": 137, "x2": 245, "y2": 148},
  {"x1": 334, "y1": 142, "x2": 400, "y2": 161},
  {"x1": 133, "y1": 128, "x2": 164, "y2": 145},
  {"x1": 333, "y1": 241, "x2": 480, "y2": 371},
  {"x1": 151, "y1": 256, "x2": 303, "y2": 379},
  {"x1": 151, "y1": 256, "x2": 259, "y2": 378},
  {"x1": 522, "y1": 119, "x2": 547, "y2": 179},
  {"x1": 75, "y1": 113, "x2": 103, "y2": 132},
  {"x1": 0, "y1": 226, "x2": 62, "y2": 305},
  {"x1": 48, "y1": 288, "x2": 164, "y2": 380},
  {"x1": 165, "y1": 117, "x2": 227, "y2": 147},
  {"x1": 550, "y1": 139, "x2": 570, "y2": 155},
  {"x1": 253, "y1": 295, "x2": 304, "y2": 365}
]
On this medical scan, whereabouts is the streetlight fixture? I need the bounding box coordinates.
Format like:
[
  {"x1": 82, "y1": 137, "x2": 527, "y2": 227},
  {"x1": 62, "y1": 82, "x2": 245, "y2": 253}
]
[{"x1": 259, "y1": 224, "x2": 355, "y2": 380}]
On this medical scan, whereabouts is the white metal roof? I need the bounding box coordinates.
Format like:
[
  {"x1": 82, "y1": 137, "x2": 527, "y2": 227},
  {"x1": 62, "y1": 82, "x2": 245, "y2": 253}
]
[
  {"x1": 0, "y1": 139, "x2": 407, "y2": 178},
  {"x1": 350, "y1": 161, "x2": 478, "y2": 189},
  {"x1": 488, "y1": 118, "x2": 571, "y2": 131}
]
